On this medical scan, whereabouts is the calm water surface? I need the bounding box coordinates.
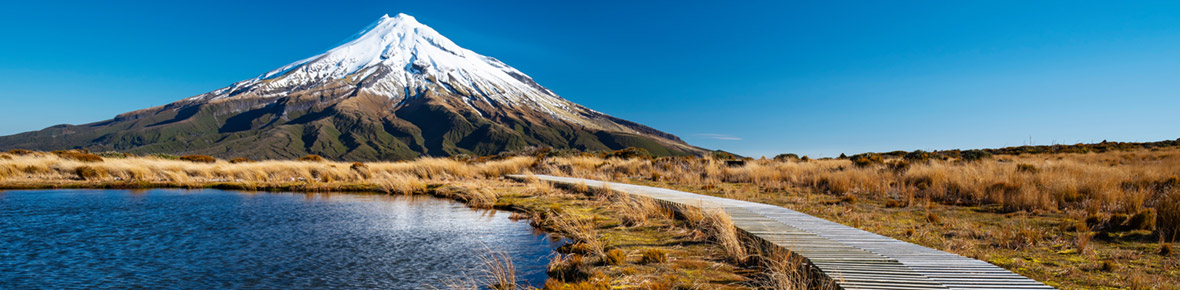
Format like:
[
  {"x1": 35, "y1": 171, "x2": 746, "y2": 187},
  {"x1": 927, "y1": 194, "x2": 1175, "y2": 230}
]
[{"x1": 0, "y1": 189, "x2": 560, "y2": 289}]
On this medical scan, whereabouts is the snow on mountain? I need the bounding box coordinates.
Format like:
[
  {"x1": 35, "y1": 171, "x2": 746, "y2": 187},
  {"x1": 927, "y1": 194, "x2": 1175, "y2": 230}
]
[{"x1": 186, "y1": 13, "x2": 589, "y2": 123}]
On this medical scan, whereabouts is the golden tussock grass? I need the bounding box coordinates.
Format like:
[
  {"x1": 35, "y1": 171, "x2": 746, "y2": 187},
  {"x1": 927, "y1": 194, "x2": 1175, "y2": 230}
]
[
  {"x1": 547, "y1": 213, "x2": 604, "y2": 258},
  {"x1": 0, "y1": 153, "x2": 536, "y2": 187},
  {"x1": 479, "y1": 249, "x2": 518, "y2": 290},
  {"x1": 536, "y1": 149, "x2": 1180, "y2": 237},
  {"x1": 701, "y1": 207, "x2": 747, "y2": 263},
  {"x1": 757, "y1": 248, "x2": 837, "y2": 290}
]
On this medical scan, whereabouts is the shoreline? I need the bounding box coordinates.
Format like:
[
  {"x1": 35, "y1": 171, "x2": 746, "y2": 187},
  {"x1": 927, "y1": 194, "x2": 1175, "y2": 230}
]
[{"x1": 0, "y1": 177, "x2": 761, "y2": 289}]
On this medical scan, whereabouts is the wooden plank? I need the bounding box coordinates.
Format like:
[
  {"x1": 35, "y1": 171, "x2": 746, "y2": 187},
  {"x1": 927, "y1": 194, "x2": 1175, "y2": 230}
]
[{"x1": 509, "y1": 175, "x2": 1056, "y2": 290}]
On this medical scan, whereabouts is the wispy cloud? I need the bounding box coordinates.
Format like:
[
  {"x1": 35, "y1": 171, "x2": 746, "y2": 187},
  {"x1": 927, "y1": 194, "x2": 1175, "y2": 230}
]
[{"x1": 694, "y1": 133, "x2": 742, "y2": 141}]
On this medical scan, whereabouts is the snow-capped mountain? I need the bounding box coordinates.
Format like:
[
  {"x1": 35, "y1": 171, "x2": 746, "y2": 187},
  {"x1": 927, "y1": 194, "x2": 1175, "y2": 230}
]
[{"x1": 0, "y1": 14, "x2": 702, "y2": 160}]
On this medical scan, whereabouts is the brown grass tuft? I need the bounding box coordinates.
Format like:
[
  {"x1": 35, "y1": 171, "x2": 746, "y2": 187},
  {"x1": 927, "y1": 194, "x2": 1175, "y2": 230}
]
[
  {"x1": 7, "y1": 149, "x2": 33, "y2": 155},
  {"x1": 297, "y1": 155, "x2": 326, "y2": 162},
  {"x1": 605, "y1": 249, "x2": 626, "y2": 266},
  {"x1": 55, "y1": 151, "x2": 103, "y2": 163},
  {"x1": 478, "y1": 249, "x2": 517, "y2": 290},
  {"x1": 75, "y1": 166, "x2": 101, "y2": 180},
  {"x1": 638, "y1": 248, "x2": 667, "y2": 264},
  {"x1": 179, "y1": 155, "x2": 216, "y2": 164},
  {"x1": 1160, "y1": 191, "x2": 1180, "y2": 241},
  {"x1": 1100, "y1": 260, "x2": 1115, "y2": 272}
]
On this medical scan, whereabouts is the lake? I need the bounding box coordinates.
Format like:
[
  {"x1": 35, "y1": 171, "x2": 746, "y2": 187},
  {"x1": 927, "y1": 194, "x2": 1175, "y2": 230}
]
[{"x1": 0, "y1": 189, "x2": 560, "y2": 289}]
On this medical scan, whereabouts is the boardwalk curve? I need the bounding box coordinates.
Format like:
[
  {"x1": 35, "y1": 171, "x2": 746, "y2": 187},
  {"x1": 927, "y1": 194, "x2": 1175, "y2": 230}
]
[{"x1": 509, "y1": 174, "x2": 1055, "y2": 290}]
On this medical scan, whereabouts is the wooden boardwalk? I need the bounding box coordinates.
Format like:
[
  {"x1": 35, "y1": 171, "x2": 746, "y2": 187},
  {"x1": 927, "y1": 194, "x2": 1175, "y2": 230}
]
[{"x1": 509, "y1": 175, "x2": 1055, "y2": 290}]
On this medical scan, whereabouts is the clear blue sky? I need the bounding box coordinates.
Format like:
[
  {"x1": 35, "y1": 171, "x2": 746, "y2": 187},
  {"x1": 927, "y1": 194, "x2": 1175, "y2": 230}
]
[{"x1": 2, "y1": 1, "x2": 1178, "y2": 157}]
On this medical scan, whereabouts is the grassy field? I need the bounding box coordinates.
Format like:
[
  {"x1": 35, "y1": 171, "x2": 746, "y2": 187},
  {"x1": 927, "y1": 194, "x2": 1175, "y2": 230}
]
[
  {"x1": 532, "y1": 148, "x2": 1180, "y2": 289},
  {"x1": 2, "y1": 147, "x2": 1177, "y2": 289}
]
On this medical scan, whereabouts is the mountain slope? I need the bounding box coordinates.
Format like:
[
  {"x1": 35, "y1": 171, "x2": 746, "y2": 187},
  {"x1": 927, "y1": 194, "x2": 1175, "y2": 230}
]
[{"x1": 0, "y1": 14, "x2": 703, "y2": 160}]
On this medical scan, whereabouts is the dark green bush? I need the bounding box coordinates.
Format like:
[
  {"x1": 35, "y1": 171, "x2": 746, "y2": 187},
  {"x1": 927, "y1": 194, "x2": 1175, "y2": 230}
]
[
  {"x1": 850, "y1": 153, "x2": 883, "y2": 168},
  {"x1": 903, "y1": 150, "x2": 933, "y2": 163},
  {"x1": 606, "y1": 147, "x2": 651, "y2": 159},
  {"x1": 149, "y1": 153, "x2": 180, "y2": 160},
  {"x1": 773, "y1": 153, "x2": 799, "y2": 162},
  {"x1": 960, "y1": 149, "x2": 992, "y2": 162}
]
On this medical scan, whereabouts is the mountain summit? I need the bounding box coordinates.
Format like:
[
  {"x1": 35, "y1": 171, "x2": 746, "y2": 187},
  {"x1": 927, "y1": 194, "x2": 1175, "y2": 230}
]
[{"x1": 0, "y1": 14, "x2": 702, "y2": 160}]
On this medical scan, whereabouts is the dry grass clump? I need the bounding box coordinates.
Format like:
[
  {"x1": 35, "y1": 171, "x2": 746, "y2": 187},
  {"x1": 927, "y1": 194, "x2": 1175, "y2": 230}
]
[
  {"x1": 229, "y1": 158, "x2": 253, "y2": 164},
  {"x1": 479, "y1": 249, "x2": 518, "y2": 290},
  {"x1": 702, "y1": 207, "x2": 747, "y2": 263},
  {"x1": 436, "y1": 182, "x2": 498, "y2": 209},
  {"x1": 297, "y1": 155, "x2": 326, "y2": 162},
  {"x1": 53, "y1": 150, "x2": 103, "y2": 163},
  {"x1": 548, "y1": 213, "x2": 604, "y2": 258},
  {"x1": 757, "y1": 249, "x2": 835, "y2": 290},
  {"x1": 615, "y1": 196, "x2": 666, "y2": 227}
]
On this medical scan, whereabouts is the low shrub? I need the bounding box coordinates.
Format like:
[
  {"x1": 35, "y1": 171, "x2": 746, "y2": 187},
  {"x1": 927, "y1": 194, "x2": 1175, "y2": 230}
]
[
  {"x1": 298, "y1": 155, "x2": 326, "y2": 162},
  {"x1": 638, "y1": 248, "x2": 667, "y2": 264},
  {"x1": 229, "y1": 158, "x2": 253, "y2": 164},
  {"x1": 606, "y1": 147, "x2": 651, "y2": 159},
  {"x1": 773, "y1": 153, "x2": 799, "y2": 162},
  {"x1": 7, "y1": 149, "x2": 33, "y2": 155},
  {"x1": 54, "y1": 151, "x2": 103, "y2": 163},
  {"x1": 903, "y1": 150, "x2": 933, "y2": 163},
  {"x1": 95, "y1": 151, "x2": 130, "y2": 158},
  {"x1": 148, "y1": 153, "x2": 179, "y2": 160},
  {"x1": 179, "y1": 155, "x2": 216, "y2": 163},
  {"x1": 849, "y1": 153, "x2": 883, "y2": 168},
  {"x1": 960, "y1": 149, "x2": 992, "y2": 162}
]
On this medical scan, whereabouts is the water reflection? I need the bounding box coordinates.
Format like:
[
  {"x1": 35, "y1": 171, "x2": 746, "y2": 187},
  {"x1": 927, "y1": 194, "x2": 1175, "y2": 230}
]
[{"x1": 0, "y1": 189, "x2": 560, "y2": 289}]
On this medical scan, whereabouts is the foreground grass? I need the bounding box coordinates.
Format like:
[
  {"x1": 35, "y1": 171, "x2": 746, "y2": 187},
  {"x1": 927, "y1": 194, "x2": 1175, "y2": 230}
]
[{"x1": 533, "y1": 149, "x2": 1180, "y2": 290}]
